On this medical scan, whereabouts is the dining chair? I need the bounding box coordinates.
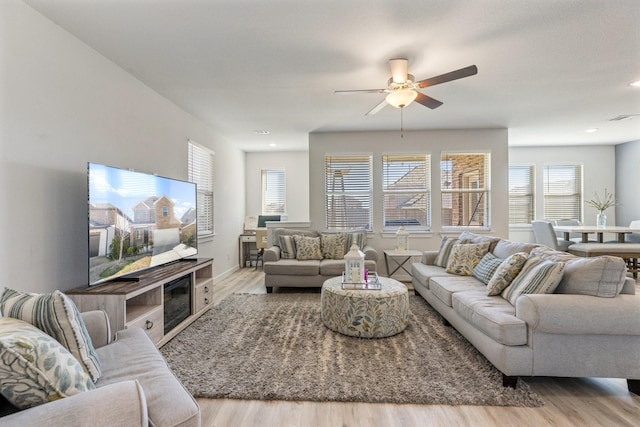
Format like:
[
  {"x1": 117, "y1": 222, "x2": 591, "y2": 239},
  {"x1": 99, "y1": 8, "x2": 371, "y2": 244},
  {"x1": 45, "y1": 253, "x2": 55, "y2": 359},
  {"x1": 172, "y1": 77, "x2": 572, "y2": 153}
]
[
  {"x1": 625, "y1": 220, "x2": 640, "y2": 243},
  {"x1": 254, "y1": 228, "x2": 269, "y2": 270},
  {"x1": 532, "y1": 220, "x2": 575, "y2": 251}
]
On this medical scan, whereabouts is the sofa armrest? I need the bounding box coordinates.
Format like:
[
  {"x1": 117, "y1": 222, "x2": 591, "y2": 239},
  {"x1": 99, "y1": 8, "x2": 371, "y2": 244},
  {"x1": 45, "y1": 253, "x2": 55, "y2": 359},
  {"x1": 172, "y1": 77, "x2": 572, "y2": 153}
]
[
  {"x1": 263, "y1": 245, "x2": 281, "y2": 262},
  {"x1": 80, "y1": 310, "x2": 112, "y2": 348},
  {"x1": 362, "y1": 245, "x2": 378, "y2": 262},
  {"x1": 516, "y1": 293, "x2": 640, "y2": 335},
  {"x1": 0, "y1": 380, "x2": 148, "y2": 427},
  {"x1": 421, "y1": 250, "x2": 438, "y2": 265}
]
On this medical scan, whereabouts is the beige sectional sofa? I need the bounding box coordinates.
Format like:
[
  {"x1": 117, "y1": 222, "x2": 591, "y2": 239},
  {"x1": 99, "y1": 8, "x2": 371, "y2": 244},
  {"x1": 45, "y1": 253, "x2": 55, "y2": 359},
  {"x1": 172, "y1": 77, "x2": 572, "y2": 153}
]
[
  {"x1": 411, "y1": 232, "x2": 640, "y2": 394},
  {"x1": 263, "y1": 228, "x2": 378, "y2": 293},
  {"x1": 1, "y1": 309, "x2": 200, "y2": 426}
]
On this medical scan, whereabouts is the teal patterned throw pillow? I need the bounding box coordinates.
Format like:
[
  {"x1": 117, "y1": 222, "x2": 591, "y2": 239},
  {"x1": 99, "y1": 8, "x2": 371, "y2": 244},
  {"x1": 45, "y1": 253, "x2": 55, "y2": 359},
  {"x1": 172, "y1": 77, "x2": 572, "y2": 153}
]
[
  {"x1": 0, "y1": 317, "x2": 95, "y2": 409},
  {"x1": 472, "y1": 252, "x2": 504, "y2": 284},
  {"x1": 0, "y1": 288, "x2": 102, "y2": 382}
]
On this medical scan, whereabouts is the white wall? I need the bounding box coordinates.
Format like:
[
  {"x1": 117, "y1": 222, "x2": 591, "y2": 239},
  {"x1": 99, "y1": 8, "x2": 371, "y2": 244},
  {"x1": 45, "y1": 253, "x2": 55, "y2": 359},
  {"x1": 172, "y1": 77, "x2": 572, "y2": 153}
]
[
  {"x1": 615, "y1": 140, "x2": 640, "y2": 227},
  {"x1": 509, "y1": 145, "x2": 617, "y2": 243},
  {"x1": 244, "y1": 151, "x2": 309, "y2": 221},
  {"x1": 308, "y1": 129, "x2": 510, "y2": 264},
  {"x1": 0, "y1": 0, "x2": 245, "y2": 292}
]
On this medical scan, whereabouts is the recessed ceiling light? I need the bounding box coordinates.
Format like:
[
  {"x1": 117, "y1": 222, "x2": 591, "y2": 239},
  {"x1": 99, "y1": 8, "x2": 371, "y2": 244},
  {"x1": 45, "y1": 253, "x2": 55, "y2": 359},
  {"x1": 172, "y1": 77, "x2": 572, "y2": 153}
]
[
  {"x1": 629, "y1": 80, "x2": 640, "y2": 87},
  {"x1": 254, "y1": 130, "x2": 270, "y2": 135},
  {"x1": 269, "y1": 143, "x2": 277, "y2": 147},
  {"x1": 585, "y1": 128, "x2": 598, "y2": 133}
]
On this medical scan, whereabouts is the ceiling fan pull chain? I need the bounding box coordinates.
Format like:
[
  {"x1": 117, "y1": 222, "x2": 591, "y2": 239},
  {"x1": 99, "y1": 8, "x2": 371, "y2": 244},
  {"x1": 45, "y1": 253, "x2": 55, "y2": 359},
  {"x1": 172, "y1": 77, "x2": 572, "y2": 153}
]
[{"x1": 400, "y1": 107, "x2": 404, "y2": 138}]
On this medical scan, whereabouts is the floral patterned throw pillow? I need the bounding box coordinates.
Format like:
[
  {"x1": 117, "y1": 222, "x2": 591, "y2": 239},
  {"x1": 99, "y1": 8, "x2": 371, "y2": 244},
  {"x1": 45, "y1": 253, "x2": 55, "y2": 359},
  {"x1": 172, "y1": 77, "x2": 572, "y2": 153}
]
[{"x1": 294, "y1": 235, "x2": 323, "y2": 260}]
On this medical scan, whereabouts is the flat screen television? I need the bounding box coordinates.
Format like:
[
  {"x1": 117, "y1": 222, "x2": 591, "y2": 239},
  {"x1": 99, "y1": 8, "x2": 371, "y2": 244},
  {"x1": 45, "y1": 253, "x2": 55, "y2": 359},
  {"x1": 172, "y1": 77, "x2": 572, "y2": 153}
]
[{"x1": 87, "y1": 162, "x2": 198, "y2": 286}]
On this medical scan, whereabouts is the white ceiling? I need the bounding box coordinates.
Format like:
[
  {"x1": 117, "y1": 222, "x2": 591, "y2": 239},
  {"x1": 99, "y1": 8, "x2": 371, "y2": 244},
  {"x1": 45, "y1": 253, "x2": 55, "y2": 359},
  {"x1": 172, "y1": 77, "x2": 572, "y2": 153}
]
[{"x1": 25, "y1": 0, "x2": 640, "y2": 152}]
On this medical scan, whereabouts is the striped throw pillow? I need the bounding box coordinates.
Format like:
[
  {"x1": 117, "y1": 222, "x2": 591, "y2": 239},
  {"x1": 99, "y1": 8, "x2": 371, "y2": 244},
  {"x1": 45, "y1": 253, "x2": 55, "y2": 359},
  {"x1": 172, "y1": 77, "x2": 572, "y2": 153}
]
[
  {"x1": 472, "y1": 252, "x2": 503, "y2": 284},
  {"x1": 501, "y1": 257, "x2": 565, "y2": 305},
  {"x1": 434, "y1": 237, "x2": 462, "y2": 267},
  {"x1": 278, "y1": 235, "x2": 298, "y2": 259},
  {"x1": 0, "y1": 288, "x2": 102, "y2": 382}
]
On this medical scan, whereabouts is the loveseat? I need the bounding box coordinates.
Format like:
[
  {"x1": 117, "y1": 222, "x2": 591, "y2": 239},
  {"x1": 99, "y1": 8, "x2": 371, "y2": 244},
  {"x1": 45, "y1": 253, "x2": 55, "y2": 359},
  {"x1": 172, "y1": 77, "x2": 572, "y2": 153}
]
[
  {"x1": 411, "y1": 232, "x2": 640, "y2": 394},
  {"x1": 0, "y1": 290, "x2": 200, "y2": 426},
  {"x1": 263, "y1": 228, "x2": 378, "y2": 293}
]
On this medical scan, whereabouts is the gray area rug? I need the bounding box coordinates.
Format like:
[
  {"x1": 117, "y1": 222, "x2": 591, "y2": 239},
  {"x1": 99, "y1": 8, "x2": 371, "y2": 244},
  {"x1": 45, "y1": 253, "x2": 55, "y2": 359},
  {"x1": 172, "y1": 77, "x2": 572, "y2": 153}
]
[{"x1": 160, "y1": 293, "x2": 543, "y2": 407}]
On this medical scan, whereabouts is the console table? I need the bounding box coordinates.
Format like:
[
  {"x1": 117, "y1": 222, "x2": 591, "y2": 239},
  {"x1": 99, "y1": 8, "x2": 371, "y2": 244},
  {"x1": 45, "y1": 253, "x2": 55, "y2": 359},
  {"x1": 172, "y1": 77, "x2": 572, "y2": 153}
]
[{"x1": 67, "y1": 258, "x2": 213, "y2": 347}]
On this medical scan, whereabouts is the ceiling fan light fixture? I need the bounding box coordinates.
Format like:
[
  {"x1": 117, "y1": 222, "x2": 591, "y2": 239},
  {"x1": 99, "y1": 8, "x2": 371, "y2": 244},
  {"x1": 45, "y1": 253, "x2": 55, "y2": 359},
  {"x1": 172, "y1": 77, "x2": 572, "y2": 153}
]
[{"x1": 386, "y1": 89, "x2": 418, "y2": 108}]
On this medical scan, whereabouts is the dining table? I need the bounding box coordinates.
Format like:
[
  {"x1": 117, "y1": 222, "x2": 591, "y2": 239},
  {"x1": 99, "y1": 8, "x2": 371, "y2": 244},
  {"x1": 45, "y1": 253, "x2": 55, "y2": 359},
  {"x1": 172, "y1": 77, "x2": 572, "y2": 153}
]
[{"x1": 554, "y1": 225, "x2": 640, "y2": 243}]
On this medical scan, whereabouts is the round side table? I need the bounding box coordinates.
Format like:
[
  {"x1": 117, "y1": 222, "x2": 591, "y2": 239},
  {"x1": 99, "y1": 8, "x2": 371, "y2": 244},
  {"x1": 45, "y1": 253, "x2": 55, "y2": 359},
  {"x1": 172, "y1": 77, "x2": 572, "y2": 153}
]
[{"x1": 320, "y1": 276, "x2": 410, "y2": 338}]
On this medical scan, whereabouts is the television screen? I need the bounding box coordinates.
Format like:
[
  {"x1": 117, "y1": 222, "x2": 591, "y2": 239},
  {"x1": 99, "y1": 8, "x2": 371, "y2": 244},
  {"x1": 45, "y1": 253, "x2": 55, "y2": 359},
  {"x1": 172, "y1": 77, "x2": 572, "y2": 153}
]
[{"x1": 88, "y1": 162, "x2": 198, "y2": 286}]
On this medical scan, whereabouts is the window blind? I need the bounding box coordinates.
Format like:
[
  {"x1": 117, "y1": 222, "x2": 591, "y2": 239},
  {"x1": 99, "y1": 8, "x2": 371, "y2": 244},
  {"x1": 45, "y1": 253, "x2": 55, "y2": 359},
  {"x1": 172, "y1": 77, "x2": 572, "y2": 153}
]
[
  {"x1": 508, "y1": 165, "x2": 535, "y2": 224},
  {"x1": 188, "y1": 141, "x2": 214, "y2": 236},
  {"x1": 324, "y1": 154, "x2": 372, "y2": 230},
  {"x1": 382, "y1": 154, "x2": 431, "y2": 229},
  {"x1": 261, "y1": 169, "x2": 286, "y2": 214},
  {"x1": 543, "y1": 164, "x2": 582, "y2": 221},
  {"x1": 440, "y1": 152, "x2": 490, "y2": 228}
]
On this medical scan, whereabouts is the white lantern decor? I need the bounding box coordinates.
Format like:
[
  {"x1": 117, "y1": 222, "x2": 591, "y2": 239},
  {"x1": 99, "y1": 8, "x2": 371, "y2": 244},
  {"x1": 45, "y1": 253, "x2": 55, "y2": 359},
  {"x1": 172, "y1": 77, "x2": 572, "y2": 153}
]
[
  {"x1": 396, "y1": 225, "x2": 409, "y2": 251},
  {"x1": 344, "y1": 243, "x2": 366, "y2": 284}
]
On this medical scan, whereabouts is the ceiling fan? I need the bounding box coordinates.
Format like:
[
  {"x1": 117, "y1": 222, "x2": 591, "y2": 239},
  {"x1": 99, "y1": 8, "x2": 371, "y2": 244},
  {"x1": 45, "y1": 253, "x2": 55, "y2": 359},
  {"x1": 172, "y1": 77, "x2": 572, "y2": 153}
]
[{"x1": 335, "y1": 59, "x2": 478, "y2": 115}]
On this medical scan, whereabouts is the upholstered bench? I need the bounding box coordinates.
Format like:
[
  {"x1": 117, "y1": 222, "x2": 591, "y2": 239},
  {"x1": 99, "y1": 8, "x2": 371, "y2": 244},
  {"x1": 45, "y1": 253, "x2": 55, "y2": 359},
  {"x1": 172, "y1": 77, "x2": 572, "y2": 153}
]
[{"x1": 568, "y1": 243, "x2": 640, "y2": 278}]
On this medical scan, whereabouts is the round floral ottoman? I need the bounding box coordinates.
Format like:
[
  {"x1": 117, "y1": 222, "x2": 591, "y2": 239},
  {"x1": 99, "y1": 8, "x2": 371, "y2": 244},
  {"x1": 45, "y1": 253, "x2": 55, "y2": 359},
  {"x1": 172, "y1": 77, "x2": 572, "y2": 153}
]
[{"x1": 321, "y1": 276, "x2": 410, "y2": 338}]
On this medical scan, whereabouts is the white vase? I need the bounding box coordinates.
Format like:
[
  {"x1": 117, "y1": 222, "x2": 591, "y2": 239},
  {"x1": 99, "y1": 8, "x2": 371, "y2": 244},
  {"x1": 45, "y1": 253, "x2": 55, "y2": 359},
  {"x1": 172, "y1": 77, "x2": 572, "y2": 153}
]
[{"x1": 597, "y1": 211, "x2": 607, "y2": 228}]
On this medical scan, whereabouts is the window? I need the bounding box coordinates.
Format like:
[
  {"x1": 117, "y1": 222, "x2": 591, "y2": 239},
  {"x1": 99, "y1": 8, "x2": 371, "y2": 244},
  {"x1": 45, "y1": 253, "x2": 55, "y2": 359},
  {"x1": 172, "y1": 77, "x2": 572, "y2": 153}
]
[
  {"x1": 261, "y1": 169, "x2": 286, "y2": 214},
  {"x1": 508, "y1": 165, "x2": 535, "y2": 224},
  {"x1": 324, "y1": 154, "x2": 372, "y2": 230},
  {"x1": 441, "y1": 152, "x2": 490, "y2": 228},
  {"x1": 162, "y1": 206, "x2": 168, "y2": 217},
  {"x1": 543, "y1": 164, "x2": 582, "y2": 221},
  {"x1": 188, "y1": 140, "x2": 214, "y2": 237},
  {"x1": 382, "y1": 154, "x2": 431, "y2": 229}
]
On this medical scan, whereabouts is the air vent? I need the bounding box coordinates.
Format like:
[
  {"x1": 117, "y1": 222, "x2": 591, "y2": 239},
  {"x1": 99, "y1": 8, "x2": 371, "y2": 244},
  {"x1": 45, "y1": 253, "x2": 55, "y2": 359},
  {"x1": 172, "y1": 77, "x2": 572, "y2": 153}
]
[{"x1": 608, "y1": 114, "x2": 639, "y2": 121}]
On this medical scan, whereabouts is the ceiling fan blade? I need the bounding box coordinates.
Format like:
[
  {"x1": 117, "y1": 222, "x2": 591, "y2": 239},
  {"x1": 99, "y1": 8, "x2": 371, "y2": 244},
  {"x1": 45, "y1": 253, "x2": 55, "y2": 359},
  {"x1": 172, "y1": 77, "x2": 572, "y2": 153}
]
[
  {"x1": 389, "y1": 58, "x2": 408, "y2": 83},
  {"x1": 365, "y1": 99, "x2": 388, "y2": 115},
  {"x1": 415, "y1": 92, "x2": 443, "y2": 109},
  {"x1": 417, "y1": 65, "x2": 478, "y2": 88},
  {"x1": 334, "y1": 89, "x2": 386, "y2": 94}
]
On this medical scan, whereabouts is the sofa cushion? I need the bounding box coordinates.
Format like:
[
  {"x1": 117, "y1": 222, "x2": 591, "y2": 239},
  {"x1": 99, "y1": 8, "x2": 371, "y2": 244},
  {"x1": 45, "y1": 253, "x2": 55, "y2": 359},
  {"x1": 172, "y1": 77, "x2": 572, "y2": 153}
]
[
  {"x1": 452, "y1": 291, "x2": 528, "y2": 346},
  {"x1": 529, "y1": 246, "x2": 626, "y2": 297},
  {"x1": 434, "y1": 237, "x2": 463, "y2": 267},
  {"x1": 472, "y1": 252, "x2": 503, "y2": 284},
  {"x1": 0, "y1": 317, "x2": 95, "y2": 409},
  {"x1": 445, "y1": 242, "x2": 491, "y2": 276},
  {"x1": 501, "y1": 257, "x2": 565, "y2": 305},
  {"x1": 264, "y1": 259, "x2": 321, "y2": 275},
  {"x1": 429, "y1": 276, "x2": 485, "y2": 307},
  {"x1": 96, "y1": 328, "x2": 200, "y2": 427},
  {"x1": 411, "y1": 263, "x2": 456, "y2": 289},
  {"x1": 294, "y1": 235, "x2": 323, "y2": 260},
  {"x1": 492, "y1": 240, "x2": 538, "y2": 259},
  {"x1": 0, "y1": 288, "x2": 102, "y2": 383},
  {"x1": 486, "y1": 252, "x2": 528, "y2": 296},
  {"x1": 320, "y1": 233, "x2": 346, "y2": 259},
  {"x1": 278, "y1": 235, "x2": 298, "y2": 259}
]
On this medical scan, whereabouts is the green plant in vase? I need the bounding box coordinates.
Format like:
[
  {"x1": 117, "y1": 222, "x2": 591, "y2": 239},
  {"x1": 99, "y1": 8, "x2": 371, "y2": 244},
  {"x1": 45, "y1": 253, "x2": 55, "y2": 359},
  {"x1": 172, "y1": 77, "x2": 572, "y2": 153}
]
[{"x1": 586, "y1": 189, "x2": 617, "y2": 228}]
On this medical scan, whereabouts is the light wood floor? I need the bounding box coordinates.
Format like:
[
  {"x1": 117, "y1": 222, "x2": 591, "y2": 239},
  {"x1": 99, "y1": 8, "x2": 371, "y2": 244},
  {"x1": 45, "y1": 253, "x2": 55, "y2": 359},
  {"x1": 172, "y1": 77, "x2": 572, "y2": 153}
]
[{"x1": 195, "y1": 268, "x2": 640, "y2": 426}]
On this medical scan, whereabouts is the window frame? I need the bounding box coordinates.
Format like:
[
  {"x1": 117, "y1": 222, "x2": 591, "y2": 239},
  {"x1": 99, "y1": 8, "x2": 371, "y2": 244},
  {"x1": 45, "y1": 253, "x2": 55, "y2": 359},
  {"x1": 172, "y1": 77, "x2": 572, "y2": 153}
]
[
  {"x1": 188, "y1": 140, "x2": 215, "y2": 238},
  {"x1": 261, "y1": 169, "x2": 286, "y2": 215},
  {"x1": 542, "y1": 164, "x2": 583, "y2": 222},
  {"x1": 381, "y1": 153, "x2": 431, "y2": 231},
  {"x1": 508, "y1": 165, "x2": 535, "y2": 225},
  {"x1": 440, "y1": 151, "x2": 491, "y2": 230},
  {"x1": 324, "y1": 153, "x2": 373, "y2": 231}
]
